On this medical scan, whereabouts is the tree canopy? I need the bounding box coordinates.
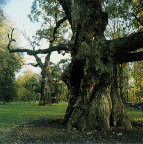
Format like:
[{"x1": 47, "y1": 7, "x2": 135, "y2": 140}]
[
  {"x1": 15, "y1": 69, "x2": 41, "y2": 102},
  {"x1": 0, "y1": 10, "x2": 23, "y2": 102}
]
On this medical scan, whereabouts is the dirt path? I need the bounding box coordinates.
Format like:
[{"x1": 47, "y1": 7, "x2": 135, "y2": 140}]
[{"x1": 1, "y1": 118, "x2": 143, "y2": 143}]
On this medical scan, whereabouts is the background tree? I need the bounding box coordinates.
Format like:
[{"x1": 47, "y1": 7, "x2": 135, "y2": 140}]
[
  {"x1": 7, "y1": 0, "x2": 71, "y2": 106},
  {"x1": 0, "y1": 10, "x2": 23, "y2": 102},
  {"x1": 28, "y1": 0, "x2": 71, "y2": 106},
  {"x1": 131, "y1": 60, "x2": 143, "y2": 102},
  {"x1": 50, "y1": 58, "x2": 70, "y2": 103},
  {"x1": 15, "y1": 69, "x2": 41, "y2": 102}
]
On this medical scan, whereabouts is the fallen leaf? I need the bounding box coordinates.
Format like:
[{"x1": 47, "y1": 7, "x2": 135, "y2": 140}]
[
  {"x1": 117, "y1": 133, "x2": 122, "y2": 136},
  {"x1": 87, "y1": 132, "x2": 92, "y2": 135}
]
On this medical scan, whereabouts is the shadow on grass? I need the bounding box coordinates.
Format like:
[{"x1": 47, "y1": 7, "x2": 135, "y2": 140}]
[
  {"x1": 20, "y1": 116, "x2": 143, "y2": 132},
  {"x1": 1, "y1": 117, "x2": 143, "y2": 143},
  {"x1": 20, "y1": 118, "x2": 66, "y2": 129},
  {"x1": 131, "y1": 120, "x2": 143, "y2": 127},
  {"x1": 31, "y1": 104, "x2": 59, "y2": 107}
]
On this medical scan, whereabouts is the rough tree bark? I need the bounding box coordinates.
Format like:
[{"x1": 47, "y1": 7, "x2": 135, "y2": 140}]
[
  {"x1": 38, "y1": 52, "x2": 52, "y2": 106},
  {"x1": 59, "y1": 0, "x2": 143, "y2": 131}
]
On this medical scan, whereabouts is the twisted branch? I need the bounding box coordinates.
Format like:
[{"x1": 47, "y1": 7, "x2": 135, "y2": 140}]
[{"x1": 7, "y1": 29, "x2": 70, "y2": 55}]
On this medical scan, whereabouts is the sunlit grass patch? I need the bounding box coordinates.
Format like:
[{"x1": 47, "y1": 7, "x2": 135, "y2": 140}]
[
  {"x1": 125, "y1": 107, "x2": 143, "y2": 121},
  {"x1": 0, "y1": 101, "x2": 68, "y2": 130},
  {"x1": 1, "y1": 101, "x2": 142, "y2": 131}
]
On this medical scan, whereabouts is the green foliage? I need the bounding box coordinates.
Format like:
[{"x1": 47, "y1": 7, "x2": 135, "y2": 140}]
[
  {"x1": 131, "y1": 60, "x2": 143, "y2": 102},
  {"x1": 15, "y1": 70, "x2": 41, "y2": 102},
  {"x1": 104, "y1": 0, "x2": 142, "y2": 40},
  {"x1": 0, "y1": 10, "x2": 23, "y2": 102},
  {"x1": 0, "y1": 101, "x2": 68, "y2": 130},
  {"x1": 28, "y1": 0, "x2": 71, "y2": 44},
  {"x1": 120, "y1": 60, "x2": 143, "y2": 103},
  {"x1": 50, "y1": 60, "x2": 70, "y2": 102}
]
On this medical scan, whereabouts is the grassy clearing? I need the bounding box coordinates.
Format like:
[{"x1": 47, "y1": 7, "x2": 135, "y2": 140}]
[
  {"x1": 125, "y1": 107, "x2": 143, "y2": 122},
  {"x1": 0, "y1": 102, "x2": 143, "y2": 131},
  {"x1": 0, "y1": 101, "x2": 68, "y2": 130}
]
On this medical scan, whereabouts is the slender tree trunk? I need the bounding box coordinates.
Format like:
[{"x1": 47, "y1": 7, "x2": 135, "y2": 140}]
[
  {"x1": 44, "y1": 52, "x2": 51, "y2": 106},
  {"x1": 38, "y1": 68, "x2": 46, "y2": 106},
  {"x1": 38, "y1": 53, "x2": 51, "y2": 106},
  {"x1": 127, "y1": 76, "x2": 129, "y2": 102}
]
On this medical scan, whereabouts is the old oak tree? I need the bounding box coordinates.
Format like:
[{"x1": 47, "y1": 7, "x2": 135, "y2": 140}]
[{"x1": 8, "y1": 0, "x2": 143, "y2": 131}]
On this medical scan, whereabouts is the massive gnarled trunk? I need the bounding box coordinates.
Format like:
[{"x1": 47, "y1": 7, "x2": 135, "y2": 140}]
[
  {"x1": 61, "y1": 59, "x2": 131, "y2": 131},
  {"x1": 59, "y1": 0, "x2": 140, "y2": 131}
]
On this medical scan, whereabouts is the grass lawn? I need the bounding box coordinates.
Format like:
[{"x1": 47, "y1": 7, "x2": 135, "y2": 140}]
[
  {"x1": 0, "y1": 101, "x2": 143, "y2": 131},
  {"x1": 125, "y1": 107, "x2": 143, "y2": 121},
  {"x1": 0, "y1": 101, "x2": 68, "y2": 130}
]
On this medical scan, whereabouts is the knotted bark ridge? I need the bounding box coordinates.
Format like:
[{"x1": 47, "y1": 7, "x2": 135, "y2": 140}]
[{"x1": 60, "y1": 0, "x2": 134, "y2": 131}]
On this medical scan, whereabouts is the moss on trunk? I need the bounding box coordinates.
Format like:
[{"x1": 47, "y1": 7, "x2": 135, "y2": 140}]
[{"x1": 60, "y1": 0, "x2": 132, "y2": 131}]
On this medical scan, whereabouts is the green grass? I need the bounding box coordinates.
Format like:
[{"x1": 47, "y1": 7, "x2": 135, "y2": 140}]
[
  {"x1": 0, "y1": 101, "x2": 68, "y2": 130},
  {"x1": 0, "y1": 102, "x2": 143, "y2": 131},
  {"x1": 125, "y1": 107, "x2": 143, "y2": 121}
]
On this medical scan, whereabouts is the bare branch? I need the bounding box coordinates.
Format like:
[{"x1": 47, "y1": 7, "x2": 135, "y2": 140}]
[
  {"x1": 11, "y1": 28, "x2": 14, "y2": 39},
  {"x1": 8, "y1": 44, "x2": 70, "y2": 55},
  {"x1": 27, "y1": 63, "x2": 39, "y2": 67},
  {"x1": 34, "y1": 55, "x2": 43, "y2": 68},
  {"x1": 8, "y1": 29, "x2": 70, "y2": 55},
  {"x1": 21, "y1": 31, "x2": 35, "y2": 50},
  {"x1": 8, "y1": 28, "x2": 16, "y2": 50}
]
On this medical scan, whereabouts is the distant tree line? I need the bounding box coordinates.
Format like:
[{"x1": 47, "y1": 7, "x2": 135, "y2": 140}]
[{"x1": 14, "y1": 61, "x2": 69, "y2": 103}]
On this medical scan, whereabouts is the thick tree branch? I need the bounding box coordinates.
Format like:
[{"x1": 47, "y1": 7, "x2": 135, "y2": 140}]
[
  {"x1": 132, "y1": 13, "x2": 143, "y2": 26},
  {"x1": 58, "y1": 0, "x2": 72, "y2": 25},
  {"x1": 116, "y1": 51, "x2": 143, "y2": 63},
  {"x1": 8, "y1": 44, "x2": 70, "y2": 55},
  {"x1": 50, "y1": 16, "x2": 68, "y2": 43},
  {"x1": 34, "y1": 55, "x2": 43, "y2": 68},
  {"x1": 8, "y1": 29, "x2": 70, "y2": 55},
  {"x1": 110, "y1": 31, "x2": 143, "y2": 54}
]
